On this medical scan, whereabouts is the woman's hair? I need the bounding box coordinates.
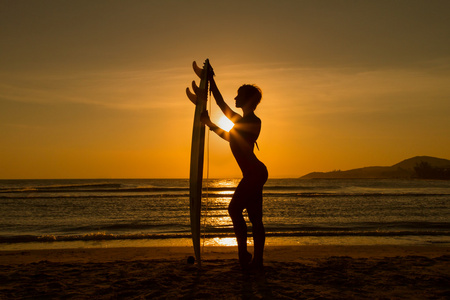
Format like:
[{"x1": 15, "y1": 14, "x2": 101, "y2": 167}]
[{"x1": 238, "y1": 84, "x2": 262, "y2": 110}]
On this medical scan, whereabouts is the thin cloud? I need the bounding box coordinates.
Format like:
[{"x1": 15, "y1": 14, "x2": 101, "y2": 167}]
[{"x1": 0, "y1": 67, "x2": 191, "y2": 110}]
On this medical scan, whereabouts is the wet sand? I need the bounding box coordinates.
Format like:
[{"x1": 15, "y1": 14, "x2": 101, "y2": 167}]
[{"x1": 1, "y1": 245, "x2": 449, "y2": 299}]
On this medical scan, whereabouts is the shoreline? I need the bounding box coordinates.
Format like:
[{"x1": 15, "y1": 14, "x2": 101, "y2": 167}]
[
  {"x1": 1, "y1": 245, "x2": 449, "y2": 299},
  {"x1": 2, "y1": 234, "x2": 449, "y2": 252},
  {"x1": 1, "y1": 244, "x2": 450, "y2": 265}
]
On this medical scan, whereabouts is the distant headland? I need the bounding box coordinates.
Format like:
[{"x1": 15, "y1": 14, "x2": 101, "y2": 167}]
[{"x1": 300, "y1": 156, "x2": 450, "y2": 180}]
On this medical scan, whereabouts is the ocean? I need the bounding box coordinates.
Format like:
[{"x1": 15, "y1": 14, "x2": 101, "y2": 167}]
[{"x1": 1, "y1": 178, "x2": 449, "y2": 250}]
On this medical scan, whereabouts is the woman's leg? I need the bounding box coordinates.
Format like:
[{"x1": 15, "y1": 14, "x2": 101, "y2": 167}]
[
  {"x1": 247, "y1": 164, "x2": 268, "y2": 268},
  {"x1": 247, "y1": 192, "x2": 265, "y2": 267},
  {"x1": 228, "y1": 180, "x2": 251, "y2": 266}
]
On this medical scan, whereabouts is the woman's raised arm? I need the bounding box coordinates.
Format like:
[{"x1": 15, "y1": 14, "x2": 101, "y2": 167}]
[
  {"x1": 200, "y1": 111, "x2": 230, "y2": 141},
  {"x1": 209, "y1": 77, "x2": 241, "y2": 122}
]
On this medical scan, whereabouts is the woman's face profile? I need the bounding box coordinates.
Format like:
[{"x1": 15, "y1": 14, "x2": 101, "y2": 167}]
[{"x1": 234, "y1": 90, "x2": 246, "y2": 108}]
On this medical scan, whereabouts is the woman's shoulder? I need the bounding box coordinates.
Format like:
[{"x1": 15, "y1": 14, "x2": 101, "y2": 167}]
[{"x1": 245, "y1": 113, "x2": 261, "y2": 124}]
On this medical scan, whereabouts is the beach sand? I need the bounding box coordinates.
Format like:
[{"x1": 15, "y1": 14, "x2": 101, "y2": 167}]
[{"x1": 1, "y1": 245, "x2": 449, "y2": 299}]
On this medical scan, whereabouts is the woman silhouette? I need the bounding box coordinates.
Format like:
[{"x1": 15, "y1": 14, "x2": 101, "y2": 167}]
[{"x1": 201, "y1": 70, "x2": 268, "y2": 270}]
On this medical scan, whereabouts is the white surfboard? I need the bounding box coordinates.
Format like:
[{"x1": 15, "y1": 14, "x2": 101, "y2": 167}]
[{"x1": 186, "y1": 59, "x2": 212, "y2": 265}]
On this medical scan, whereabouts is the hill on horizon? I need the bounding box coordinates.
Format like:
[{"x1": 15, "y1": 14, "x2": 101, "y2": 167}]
[{"x1": 300, "y1": 156, "x2": 450, "y2": 179}]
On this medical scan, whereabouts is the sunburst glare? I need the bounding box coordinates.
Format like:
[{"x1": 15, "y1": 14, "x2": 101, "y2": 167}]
[{"x1": 217, "y1": 116, "x2": 234, "y2": 132}]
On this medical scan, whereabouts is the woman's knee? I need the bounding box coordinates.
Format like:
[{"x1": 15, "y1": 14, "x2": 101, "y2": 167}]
[
  {"x1": 249, "y1": 215, "x2": 263, "y2": 228},
  {"x1": 247, "y1": 203, "x2": 263, "y2": 226},
  {"x1": 228, "y1": 201, "x2": 242, "y2": 219}
]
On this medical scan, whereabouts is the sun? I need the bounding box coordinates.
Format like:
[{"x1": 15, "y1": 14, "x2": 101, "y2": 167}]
[{"x1": 217, "y1": 116, "x2": 234, "y2": 132}]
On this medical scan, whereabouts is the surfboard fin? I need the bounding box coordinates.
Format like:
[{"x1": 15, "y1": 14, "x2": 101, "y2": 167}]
[
  {"x1": 193, "y1": 61, "x2": 203, "y2": 78},
  {"x1": 186, "y1": 87, "x2": 197, "y2": 105},
  {"x1": 192, "y1": 80, "x2": 200, "y2": 94}
]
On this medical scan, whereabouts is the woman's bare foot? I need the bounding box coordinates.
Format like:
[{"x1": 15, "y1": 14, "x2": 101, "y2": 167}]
[{"x1": 239, "y1": 251, "x2": 252, "y2": 269}]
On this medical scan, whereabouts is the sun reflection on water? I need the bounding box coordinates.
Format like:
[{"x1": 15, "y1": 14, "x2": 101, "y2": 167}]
[
  {"x1": 216, "y1": 190, "x2": 234, "y2": 196},
  {"x1": 204, "y1": 237, "x2": 237, "y2": 246},
  {"x1": 206, "y1": 215, "x2": 231, "y2": 227},
  {"x1": 204, "y1": 237, "x2": 256, "y2": 247},
  {"x1": 206, "y1": 179, "x2": 240, "y2": 188},
  {"x1": 200, "y1": 179, "x2": 244, "y2": 247},
  {"x1": 204, "y1": 179, "x2": 237, "y2": 198},
  {"x1": 203, "y1": 237, "x2": 255, "y2": 247}
]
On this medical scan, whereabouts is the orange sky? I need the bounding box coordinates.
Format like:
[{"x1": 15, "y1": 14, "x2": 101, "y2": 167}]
[{"x1": 1, "y1": 1, "x2": 449, "y2": 179}]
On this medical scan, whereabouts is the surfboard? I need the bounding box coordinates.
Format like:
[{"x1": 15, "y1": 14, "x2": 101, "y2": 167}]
[{"x1": 186, "y1": 59, "x2": 212, "y2": 265}]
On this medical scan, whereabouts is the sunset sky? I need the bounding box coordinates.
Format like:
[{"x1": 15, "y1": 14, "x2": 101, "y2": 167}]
[{"x1": 1, "y1": 0, "x2": 449, "y2": 179}]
